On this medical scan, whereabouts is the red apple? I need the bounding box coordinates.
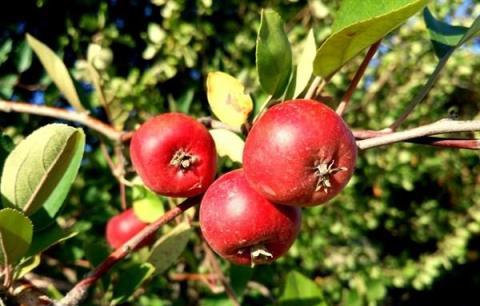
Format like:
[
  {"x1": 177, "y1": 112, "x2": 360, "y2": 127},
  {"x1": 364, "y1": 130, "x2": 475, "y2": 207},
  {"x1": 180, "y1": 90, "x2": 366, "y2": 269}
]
[
  {"x1": 243, "y1": 99, "x2": 357, "y2": 207},
  {"x1": 130, "y1": 113, "x2": 217, "y2": 197},
  {"x1": 105, "y1": 209, "x2": 152, "y2": 249},
  {"x1": 199, "y1": 169, "x2": 301, "y2": 266}
]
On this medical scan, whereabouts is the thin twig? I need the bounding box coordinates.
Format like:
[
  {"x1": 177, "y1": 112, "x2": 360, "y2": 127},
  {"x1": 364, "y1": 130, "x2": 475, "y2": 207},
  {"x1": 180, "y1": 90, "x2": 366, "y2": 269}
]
[
  {"x1": 305, "y1": 76, "x2": 323, "y2": 100},
  {"x1": 203, "y1": 242, "x2": 241, "y2": 306},
  {"x1": 336, "y1": 40, "x2": 381, "y2": 116},
  {"x1": 357, "y1": 119, "x2": 480, "y2": 150},
  {"x1": 354, "y1": 130, "x2": 480, "y2": 150},
  {"x1": 54, "y1": 196, "x2": 201, "y2": 306},
  {"x1": 0, "y1": 100, "x2": 124, "y2": 142},
  {"x1": 388, "y1": 51, "x2": 454, "y2": 131}
]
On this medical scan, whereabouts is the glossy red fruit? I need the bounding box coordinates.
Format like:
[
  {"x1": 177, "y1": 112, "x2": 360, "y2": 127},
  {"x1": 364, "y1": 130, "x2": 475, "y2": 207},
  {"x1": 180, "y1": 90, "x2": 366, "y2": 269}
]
[
  {"x1": 243, "y1": 99, "x2": 357, "y2": 207},
  {"x1": 130, "y1": 113, "x2": 217, "y2": 197},
  {"x1": 199, "y1": 169, "x2": 301, "y2": 266},
  {"x1": 105, "y1": 209, "x2": 152, "y2": 249}
]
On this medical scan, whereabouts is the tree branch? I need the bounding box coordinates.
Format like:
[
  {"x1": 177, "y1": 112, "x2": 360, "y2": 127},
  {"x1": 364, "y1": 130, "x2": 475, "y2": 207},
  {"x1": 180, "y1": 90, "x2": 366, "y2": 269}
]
[
  {"x1": 0, "y1": 100, "x2": 126, "y2": 142},
  {"x1": 336, "y1": 40, "x2": 381, "y2": 116},
  {"x1": 53, "y1": 196, "x2": 201, "y2": 306},
  {"x1": 356, "y1": 119, "x2": 480, "y2": 150}
]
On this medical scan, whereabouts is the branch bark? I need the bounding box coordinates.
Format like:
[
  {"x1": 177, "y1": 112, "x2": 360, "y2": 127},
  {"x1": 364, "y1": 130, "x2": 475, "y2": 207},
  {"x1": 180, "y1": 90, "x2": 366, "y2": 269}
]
[
  {"x1": 53, "y1": 196, "x2": 201, "y2": 306},
  {"x1": 356, "y1": 119, "x2": 480, "y2": 150},
  {"x1": 0, "y1": 100, "x2": 126, "y2": 142}
]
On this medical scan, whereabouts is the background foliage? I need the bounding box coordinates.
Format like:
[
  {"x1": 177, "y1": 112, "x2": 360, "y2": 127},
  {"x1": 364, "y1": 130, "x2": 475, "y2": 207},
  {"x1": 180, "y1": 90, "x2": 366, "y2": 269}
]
[{"x1": 1, "y1": 0, "x2": 480, "y2": 305}]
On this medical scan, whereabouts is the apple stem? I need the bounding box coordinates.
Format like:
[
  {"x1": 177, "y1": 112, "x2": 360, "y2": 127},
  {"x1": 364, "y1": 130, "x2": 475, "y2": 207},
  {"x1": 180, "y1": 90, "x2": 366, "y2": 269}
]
[
  {"x1": 314, "y1": 160, "x2": 347, "y2": 192},
  {"x1": 250, "y1": 244, "x2": 274, "y2": 268}
]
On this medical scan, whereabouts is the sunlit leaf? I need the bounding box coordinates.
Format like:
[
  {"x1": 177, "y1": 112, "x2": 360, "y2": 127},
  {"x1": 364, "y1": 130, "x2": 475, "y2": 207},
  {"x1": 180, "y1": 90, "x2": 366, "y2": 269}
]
[
  {"x1": 209, "y1": 129, "x2": 244, "y2": 164},
  {"x1": 133, "y1": 195, "x2": 165, "y2": 223},
  {"x1": 279, "y1": 271, "x2": 327, "y2": 306},
  {"x1": 293, "y1": 29, "x2": 317, "y2": 98},
  {"x1": 26, "y1": 33, "x2": 85, "y2": 112},
  {"x1": 314, "y1": 0, "x2": 429, "y2": 77},
  {"x1": 206, "y1": 71, "x2": 253, "y2": 129},
  {"x1": 1, "y1": 124, "x2": 85, "y2": 219},
  {"x1": 256, "y1": 9, "x2": 292, "y2": 98},
  {"x1": 0, "y1": 208, "x2": 33, "y2": 265}
]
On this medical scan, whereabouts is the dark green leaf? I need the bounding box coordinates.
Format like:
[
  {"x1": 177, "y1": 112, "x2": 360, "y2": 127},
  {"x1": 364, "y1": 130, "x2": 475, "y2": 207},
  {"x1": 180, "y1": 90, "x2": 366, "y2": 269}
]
[
  {"x1": 15, "y1": 41, "x2": 33, "y2": 73},
  {"x1": 256, "y1": 9, "x2": 292, "y2": 98},
  {"x1": 111, "y1": 262, "x2": 155, "y2": 305},
  {"x1": 229, "y1": 264, "x2": 253, "y2": 297},
  {"x1": 423, "y1": 8, "x2": 468, "y2": 58},
  {"x1": 0, "y1": 124, "x2": 85, "y2": 220},
  {"x1": 279, "y1": 271, "x2": 327, "y2": 306},
  {"x1": 0, "y1": 208, "x2": 33, "y2": 265},
  {"x1": 314, "y1": 0, "x2": 429, "y2": 77}
]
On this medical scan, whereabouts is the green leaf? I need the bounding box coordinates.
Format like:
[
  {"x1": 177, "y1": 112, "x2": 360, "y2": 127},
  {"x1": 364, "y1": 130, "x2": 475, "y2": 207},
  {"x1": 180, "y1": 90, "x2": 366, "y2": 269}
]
[
  {"x1": 26, "y1": 222, "x2": 78, "y2": 257},
  {"x1": 209, "y1": 129, "x2": 245, "y2": 164},
  {"x1": 15, "y1": 41, "x2": 33, "y2": 73},
  {"x1": 229, "y1": 265, "x2": 253, "y2": 297},
  {"x1": 423, "y1": 8, "x2": 468, "y2": 58},
  {"x1": 133, "y1": 194, "x2": 165, "y2": 223},
  {"x1": 111, "y1": 262, "x2": 156, "y2": 305},
  {"x1": 14, "y1": 255, "x2": 41, "y2": 279},
  {"x1": 148, "y1": 222, "x2": 192, "y2": 274},
  {"x1": 256, "y1": 9, "x2": 292, "y2": 98},
  {"x1": 0, "y1": 74, "x2": 18, "y2": 98},
  {"x1": 366, "y1": 279, "x2": 386, "y2": 302},
  {"x1": 293, "y1": 29, "x2": 316, "y2": 98},
  {"x1": 0, "y1": 208, "x2": 33, "y2": 265},
  {"x1": 0, "y1": 124, "x2": 85, "y2": 219},
  {"x1": 343, "y1": 290, "x2": 363, "y2": 306},
  {"x1": 279, "y1": 271, "x2": 327, "y2": 306},
  {"x1": 26, "y1": 33, "x2": 86, "y2": 112},
  {"x1": 314, "y1": 0, "x2": 429, "y2": 77},
  {"x1": 0, "y1": 39, "x2": 13, "y2": 66}
]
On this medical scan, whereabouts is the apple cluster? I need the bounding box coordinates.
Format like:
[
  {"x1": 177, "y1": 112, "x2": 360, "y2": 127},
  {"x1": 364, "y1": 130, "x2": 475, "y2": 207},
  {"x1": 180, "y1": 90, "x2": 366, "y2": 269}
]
[{"x1": 106, "y1": 99, "x2": 357, "y2": 267}]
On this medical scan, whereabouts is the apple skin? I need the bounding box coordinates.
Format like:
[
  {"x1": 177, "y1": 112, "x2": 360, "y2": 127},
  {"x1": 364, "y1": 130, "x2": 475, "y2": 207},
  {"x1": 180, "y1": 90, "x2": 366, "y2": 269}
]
[
  {"x1": 130, "y1": 113, "x2": 217, "y2": 197},
  {"x1": 243, "y1": 99, "x2": 357, "y2": 207},
  {"x1": 199, "y1": 169, "x2": 301, "y2": 266},
  {"x1": 105, "y1": 209, "x2": 153, "y2": 249}
]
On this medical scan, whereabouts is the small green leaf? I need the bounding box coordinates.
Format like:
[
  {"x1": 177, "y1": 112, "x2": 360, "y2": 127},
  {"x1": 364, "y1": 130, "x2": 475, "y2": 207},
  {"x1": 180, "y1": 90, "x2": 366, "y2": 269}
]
[
  {"x1": 423, "y1": 8, "x2": 468, "y2": 58},
  {"x1": 148, "y1": 222, "x2": 192, "y2": 274},
  {"x1": 27, "y1": 222, "x2": 78, "y2": 257},
  {"x1": 26, "y1": 33, "x2": 85, "y2": 112},
  {"x1": 0, "y1": 40, "x2": 13, "y2": 66},
  {"x1": 0, "y1": 74, "x2": 18, "y2": 98},
  {"x1": 256, "y1": 9, "x2": 292, "y2": 98},
  {"x1": 1, "y1": 124, "x2": 85, "y2": 219},
  {"x1": 279, "y1": 271, "x2": 327, "y2": 306},
  {"x1": 14, "y1": 255, "x2": 41, "y2": 279},
  {"x1": 15, "y1": 41, "x2": 33, "y2": 73},
  {"x1": 133, "y1": 194, "x2": 165, "y2": 223},
  {"x1": 111, "y1": 262, "x2": 156, "y2": 305},
  {"x1": 294, "y1": 29, "x2": 316, "y2": 98},
  {"x1": 314, "y1": 0, "x2": 429, "y2": 77},
  {"x1": 0, "y1": 208, "x2": 33, "y2": 265},
  {"x1": 343, "y1": 290, "x2": 363, "y2": 306},
  {"x1": 209, "y1": 129, "x2": 244, "y2": 164},
  {"x1": 366, "y1": 279, "x2": 386, "y2": 302}
]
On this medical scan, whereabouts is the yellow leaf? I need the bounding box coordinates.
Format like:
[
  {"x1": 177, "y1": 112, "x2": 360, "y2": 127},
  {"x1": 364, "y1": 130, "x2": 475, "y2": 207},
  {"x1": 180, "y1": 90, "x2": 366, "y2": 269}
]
[
  {"x1": 209, "y1": 129, "x2": 244, "y2": 164},
  {"x1": 206, "y1": 72, "x2": 253, "y2": 129}
]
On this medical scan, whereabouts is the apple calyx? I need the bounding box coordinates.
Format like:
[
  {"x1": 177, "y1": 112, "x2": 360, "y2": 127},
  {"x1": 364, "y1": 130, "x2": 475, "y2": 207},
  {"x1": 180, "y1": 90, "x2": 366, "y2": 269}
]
[
  {"x1": 170, "y1": 149, "x2": 198, "y2": 170},
  {"x1": 314, "y1": 160, "x2": 347, "y2": 192},
  {"x1": 250, "y1": 244, "x2": 274, "y2": 267}
]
